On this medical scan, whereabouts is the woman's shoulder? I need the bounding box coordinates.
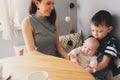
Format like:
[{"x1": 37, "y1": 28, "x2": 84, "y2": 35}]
[
  {"x1": 22, "y1": 17, "x2": 29, "y2": 24},
  {"x1": 22, "y1": 16, "x2": 33, "y2": 31},
  {"x1": 22, "y1": 16, "x2": 31, "y2": 27},
  {"x1": 22, "y1": 14, "x2": 34, "y2": 23}
]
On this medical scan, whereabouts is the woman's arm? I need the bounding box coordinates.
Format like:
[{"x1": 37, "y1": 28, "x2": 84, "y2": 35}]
[
  {"x1": 22, "y1": 18, "x2": 43, "y2": 55},
  {"x1": 55, "y1": 19, "x2": 68, "y2": 59}
]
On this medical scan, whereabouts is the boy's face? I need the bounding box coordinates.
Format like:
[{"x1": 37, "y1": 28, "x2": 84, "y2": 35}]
[{"x1": 90, "y1": 24, "x2": 112, "y2": 40}]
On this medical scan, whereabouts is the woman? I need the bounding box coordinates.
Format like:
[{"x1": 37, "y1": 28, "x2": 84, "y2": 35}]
[{"x1": 22, "y1": 0, "x2": 67, "y2": 58}]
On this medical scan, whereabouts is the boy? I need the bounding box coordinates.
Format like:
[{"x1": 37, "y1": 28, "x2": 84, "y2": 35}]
[
  {"x1": 68, "y1": 37, "x2": 99, "y2": 73},
  {"x1": 90, "y1": 10, "x2": 119, "y2": 80}
]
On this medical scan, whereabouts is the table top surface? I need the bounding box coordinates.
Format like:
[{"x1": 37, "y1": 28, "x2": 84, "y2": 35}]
[{"x1": 0, "y1": 55, "x2": 95, "y2": 80}]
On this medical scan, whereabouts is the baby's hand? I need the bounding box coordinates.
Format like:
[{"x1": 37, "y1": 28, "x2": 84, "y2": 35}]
[
  {"x1": 71, "y1": 56, "x2": 80, "y2": 65},
  {"x1": 67, "y1": 53, "x2": 80, "y2": 64},
  {"x1": 67, "y1": 53, "x2": 75, "y2": 60},
  {"x1": 75, "y1": 56, "x2": 81, "y2": 65},
  {"x1": 71, "y1": 56, "x2": 78, "y2": 64}
]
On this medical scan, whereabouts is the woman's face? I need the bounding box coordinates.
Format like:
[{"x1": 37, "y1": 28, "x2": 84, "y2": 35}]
[{"x1": 36, "y1": 0, "x2": 54, "y2": 16}]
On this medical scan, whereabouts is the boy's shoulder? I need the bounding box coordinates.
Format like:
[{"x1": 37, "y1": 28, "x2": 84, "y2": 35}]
[
  {"x1": 104, "y1": 34, "x2": 120, "y2": 53},
  {"x1": 99, "y1": 34, "x2": 119, "y2": 51},
  {"x1": 104, "y1": 35, "x2": 119, "y2": 49},
  {"x1": 102, "y1": 34, "x2": 118, "y2": 43}
]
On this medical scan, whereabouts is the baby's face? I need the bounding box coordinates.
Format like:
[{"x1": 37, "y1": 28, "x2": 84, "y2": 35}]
[{"x1": 81, "y1": 40, "x2": 97, "y2": 56}]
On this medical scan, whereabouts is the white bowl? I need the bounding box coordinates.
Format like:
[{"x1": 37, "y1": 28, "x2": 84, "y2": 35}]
[{"x1": 28, "y1": 71, "x2": 48, "y2": 80}]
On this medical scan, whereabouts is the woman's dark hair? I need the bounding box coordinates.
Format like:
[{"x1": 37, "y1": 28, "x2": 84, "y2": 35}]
[
  {"x1": 46, "y1": 9, "x2": 56, "y2": 24},
  {"x1": 91, "y1": 10, "x2": 113, "y2": 27},
  {"x1": 28, "y1": 0, "x2": 56, "y2": 24}
]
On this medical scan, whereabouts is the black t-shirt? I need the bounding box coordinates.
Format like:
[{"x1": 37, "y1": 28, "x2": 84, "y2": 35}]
[
  {"x1": 96, "y1": 34, "x2": 120, "y2": 76},
  {"x1": 96, "y1": 34, "x2": 119, "y2": 63}
]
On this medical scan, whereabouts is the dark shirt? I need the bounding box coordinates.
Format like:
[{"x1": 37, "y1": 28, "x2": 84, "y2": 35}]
[
  {"x1": 28, "y1": 14, "x2": 58, "y2": 56},
  {"x1": 96, "y1": 34, "x2": 120, "y2": 77},
  {"x1": 90, "y1": 34, "x2": 119, "y2": 80},
  {"x1": 96, "y1": 34, "x2": 119, "y2": 63}
]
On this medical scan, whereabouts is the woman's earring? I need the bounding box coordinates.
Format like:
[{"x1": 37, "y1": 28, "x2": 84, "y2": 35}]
[{"x1": 37, "y1": 8, "x2": 40, "y2": 10}]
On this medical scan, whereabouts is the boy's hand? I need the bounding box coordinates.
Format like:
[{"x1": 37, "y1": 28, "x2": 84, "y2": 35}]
[
  {"x1": 85, "y1": 66, "x2": 96, "y2": 73},
  {"x1": 85, "y1": 67, "x2": 93, "y2": 73}
]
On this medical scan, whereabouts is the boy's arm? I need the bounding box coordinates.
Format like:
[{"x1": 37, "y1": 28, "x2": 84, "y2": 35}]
[{"x1": 96, "y1": 55, "x2": 111, "y2": 71}]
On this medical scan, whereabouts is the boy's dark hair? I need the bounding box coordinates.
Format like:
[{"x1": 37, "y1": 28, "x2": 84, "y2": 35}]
[{"x1": 91, "y1": 10, "x2": 113, "y2": 27}]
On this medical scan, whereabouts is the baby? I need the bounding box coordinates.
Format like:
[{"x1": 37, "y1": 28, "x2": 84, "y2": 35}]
[{"x1": 68, "y1": 37, "x2": 100, "y2": 72}]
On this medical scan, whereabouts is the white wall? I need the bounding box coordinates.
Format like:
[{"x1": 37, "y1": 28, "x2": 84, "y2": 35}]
[
  {"x1": 77, "y1": 0, "x2": 120, "y2": 43},
  {"x1": 55, "y1": 0, "x2": 77, "y2": 35},
  {"x1": 0, "y1": 31, "x2": 24, "y2": 58},
  {"x1": 0, "y1": 0, "x2": 29, "y2": 58}
]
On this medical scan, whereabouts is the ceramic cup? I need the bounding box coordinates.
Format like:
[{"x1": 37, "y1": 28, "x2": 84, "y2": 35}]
[{"x1": 28, "y1": 71, "x2": 48, "y2": 80}]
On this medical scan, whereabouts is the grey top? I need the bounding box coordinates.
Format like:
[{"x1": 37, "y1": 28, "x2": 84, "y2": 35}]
[{"x1": 28, "y1": 14, "x2": 57, "y2": 56}]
